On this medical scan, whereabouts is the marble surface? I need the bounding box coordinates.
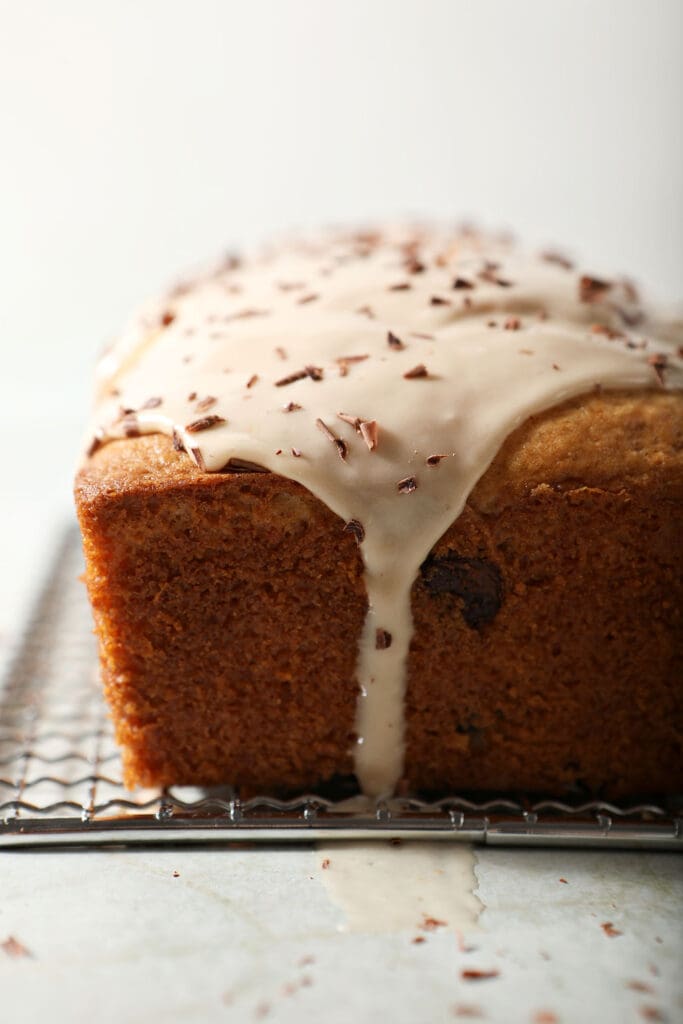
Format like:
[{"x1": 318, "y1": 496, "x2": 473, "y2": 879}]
[{"x1": 1, "y1": 416, "x2": 682, "y2": 1024}]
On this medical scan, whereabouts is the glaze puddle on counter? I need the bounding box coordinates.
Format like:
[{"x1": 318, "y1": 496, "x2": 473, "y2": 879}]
[{"x1": 316, "y1": 840, "x2": 481, "y2": 934}]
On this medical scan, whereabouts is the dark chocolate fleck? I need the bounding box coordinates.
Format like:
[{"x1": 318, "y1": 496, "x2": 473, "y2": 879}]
[
  {"x1": 403, "y1": 364, "x2": 428, "y2": 379},
  {"x1": 420, "y1": 552, "x2": 503, "y2": 629},
  {"x1": 579, "y1": 275, "x2": 611, "y2": 303},
  {"x1": 160, "y1": 311, "x2": 176, "y2": 327},
  {"x1": 426, "y1": 453, "x2": 448, "y2": 466},
  {"x1": 397, "y1": 476, "x2": 417, "y2": 494},
  {"x1": 387, "y1": 330, "x2": 405, "y2": 350},
  {"x1": 388, "y1": 281, "x2": 412, "y2": 291},
  {"x1": 297, "y1": 293, "x2": 319, "y2": 304},
  {"x1": 246, "y1": 374, "x2": 259, "y2": 389},
  {"x1": 430, "y1": 295, "x2": 451, "y2": 306},
  {"x1": 283, "y1": 401, "x2": 302, "y2": 412},
  {"x1": 316, "y1": 418, "x2": 348, "y2": 461},
  {"x1": 453, "y1": 277, "x2": 475, "y2": 290},
  {"x1": 375, "y1": 628, "x2": 393, "y2": 650},
  {"x1": 185, "y1": 414, "x2": 227, "y2": 433}
]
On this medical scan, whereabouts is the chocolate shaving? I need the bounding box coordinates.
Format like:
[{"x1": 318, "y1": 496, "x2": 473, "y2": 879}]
[
  {"x1": 579, "y1": 275, "x2": 611, "y2": 303},
  {"x1": 430, "y1": 295, "x2": 451, "y2": 306},
  {"x1": 187, "y1": 391, "x2": 198, "y2": 402},
  {"x1": 336, "y1": 354, "x2": 369, "y2": 377},
  {"x1": 344, "y1": 519, "x2": 365, "y2": 544},
  {"x1": 647, "y1": 353, "x2": 668, "y2": 386},
  {"x1": 388, "y1": 281, "x2": 412, "y2": 291},
  {"x1": 291, "y1": 447, "x2": 302, "y2": 457},
  {"x1": 172, "y1": 429, "x2": 185, "y2": 452},
  {"x1": 316, "y1": 418, "x2": 348, "y2": 461},
  {"x1": 185, "y1": 414, "x2": 226, "y2": 433},
  {"x1": 225, "y1": 308, "x2": 270, "y2": 321},
  {"x1": 283, "y1": 401, "x2": 302, "y2": 412},
  {"x1": 478, "y1": 267, "x2": 512, "y2": 287},
  {"x1": 375, "y1": 628, "x2": 392, "y2": 649},
  {"x1": 246, "y1": 374, "x2": 259, "y2": 389},
  {"x1": 405, "y1": 258, "x2": 425, "y2": 274},
  {"x1": 461, "y1": 969, "x2": 500, "y2": 982},
  {"x1": 297, "y1": 293, "x2": 319, "y2": 304},
  {"x1": 275, "y1": 365, "x2": 323, "y2": 387},
  {"x1": 337, "y1": 412, "x2": 361, "y2": 430},
  {"x1": 190, "y1": 447, "x2": 206, "y2": 471},
  {"x1": 541, "y1": 250, "x2": 574, "y2": 271},
  {"x1": 403, "y1": 364, "x2": 428, "y2": 379},
  {"x1": 160, "y1": 310, "x2": 176, "y2": 327},
  {"x1": 453, "y1": 277, "x2": 475, "y2": 290},
  {"x1": 387, "y1": 331, "x2": 405, "y2": 350},
  {"x1": 359, "y1": 420, "x2": 378, "y2": 452},
  {"x1": 426, "y1": 453, "x2": 448, "y2": 466},
  {"x1": 195, "y1": 395, "x2": 217, "y2": 411},
  {"x1": 504, "y1": 317, "x2": 521, "y2": 331},
  {"x1": 397, "y1": 476, "x2": 417, "y2": 494}
]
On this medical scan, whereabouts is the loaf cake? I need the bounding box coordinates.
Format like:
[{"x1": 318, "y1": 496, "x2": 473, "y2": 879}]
[{"x1": 75, "y1": 227, "x2": 683, "y2": 799}]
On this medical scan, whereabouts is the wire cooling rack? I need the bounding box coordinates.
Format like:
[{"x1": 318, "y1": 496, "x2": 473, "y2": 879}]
[{"x1": 1, "y1": 528, "x2": 681, "y2": 850}]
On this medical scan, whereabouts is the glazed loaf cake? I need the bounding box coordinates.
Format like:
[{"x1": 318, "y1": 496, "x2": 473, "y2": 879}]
[{"x1": 75, "y1": 228, "x2": 683, "y2": 799}]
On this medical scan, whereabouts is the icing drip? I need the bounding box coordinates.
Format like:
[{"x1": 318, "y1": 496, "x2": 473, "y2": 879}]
[{"x1": 86, "y1": 227, "x2": 683, "y2": 797}]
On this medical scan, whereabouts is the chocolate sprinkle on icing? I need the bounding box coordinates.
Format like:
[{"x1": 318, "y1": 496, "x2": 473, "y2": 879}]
[
  {"x1": 344, "y1": 519, "x2": 365, "y2": 544},
  {"x1": 388, "y1": 282, "x2": 412, "y2": 291},
  {"x1": 316, "y1": 418, "x2": 348, "y2": 461},
  {"x1": 195, "y1": 395, "x2": 217, "y2": 411},
  {"x1": 453, "y1": 277, "x2": 475, "y2": 290},
  {"x1": 246, "y1": 374, "x2": 259, "y2": 388},
  {"x1": 430, "y1": 295, "x2": 451, "y2": 306},
  {"x1": 360, "y1": 420, "x2": 379, "y2": 451},
  {"x1": 284, "y1": 401, "x2": 302, "y2": 412},
  {"x1": 172, "y1": 429, "x2": 185, "y2": 452},
  {"x1": 275, "y1": 365, "x2": 324, "y2": 386},
  {"x1": 426, "y1": 453, "x2": 448, "y2": 466},
  {"x1": 404, "y1": 364, "x2": 428, "y2": 379},
  {"x1": 397, "y1": 476, "x2": 417, "y2": 494},
  {"x1": 185, "y1": 414, "x2": 227, "y2": 433},
  {"x1": 579, "y1": 275, "x2": 611, "y2": 303},
  {"x1": 387, "y1": 331, "x2": 405, "y2": 350},
  {"x1": 190, "y1": 447, "x2": 206, "y2": 471},
  {"x1": 375, "y1": 628, "x2": 393, "y2": 650},
  {"x1": 298, "y1": 293, "x2": 319, "y2": 304}
]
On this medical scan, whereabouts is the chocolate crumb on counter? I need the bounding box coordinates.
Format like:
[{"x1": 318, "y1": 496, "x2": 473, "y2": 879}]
[
  {"x1": 141, "y1": 396, "x2": 163, "y2": 409},
  {"x1": 404, "y1": 364, "x2": 429, "y2": 379},
  {"x1": 580, "y1": 274, "x2": 612, "y2": 303},
  {"x1": 1, "y1": 936, "x2": 32, "y2": 958},
  {"x1": 397, "y1": 476, "x2": 418, "y2": 494},
  {"x1": 426, "y1": 453, "x2": 448, "y2": 466},
  {"x1": 387, "y1": 330, "x2": 405, "y2": 350},
  {"x1": 185, "y1": 414, "x2": 227, "y2": 433},
  {"x1": 376, "y1": 628, "x2": 392, "y2": 650},
  {"x1": 344, "y1": 519, "x2": 365, "y2": 544},
  {"x1": 461, "y1": 969, "x2": 500, "y2": 981},
  {"x1": 316, "y1": 418, "x2": 348, "y2": 461}
]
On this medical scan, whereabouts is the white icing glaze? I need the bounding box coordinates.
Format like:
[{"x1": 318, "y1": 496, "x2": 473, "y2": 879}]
[{"x1": 86, "y1": 228, "x2": 683, "y2": 797}]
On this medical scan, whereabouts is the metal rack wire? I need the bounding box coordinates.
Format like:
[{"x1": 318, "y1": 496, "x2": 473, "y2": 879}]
[{"x1": 1, "y1": 528, "x2": 680, "y2": 849}]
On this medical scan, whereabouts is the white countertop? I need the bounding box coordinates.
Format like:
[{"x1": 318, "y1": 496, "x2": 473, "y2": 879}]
[{"x1": 0, "y1": 415, "x2": 681, "y2": 1024}]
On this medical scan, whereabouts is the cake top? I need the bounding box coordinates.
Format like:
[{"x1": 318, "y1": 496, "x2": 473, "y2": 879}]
[{"x1": 87, "y1": 226, "x2": 683, "y2": 797}]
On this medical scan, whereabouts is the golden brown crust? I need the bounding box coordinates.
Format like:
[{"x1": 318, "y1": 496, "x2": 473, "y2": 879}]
[{"x1": 75, "y1": 388, "x2": 683, "y2": 796}]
